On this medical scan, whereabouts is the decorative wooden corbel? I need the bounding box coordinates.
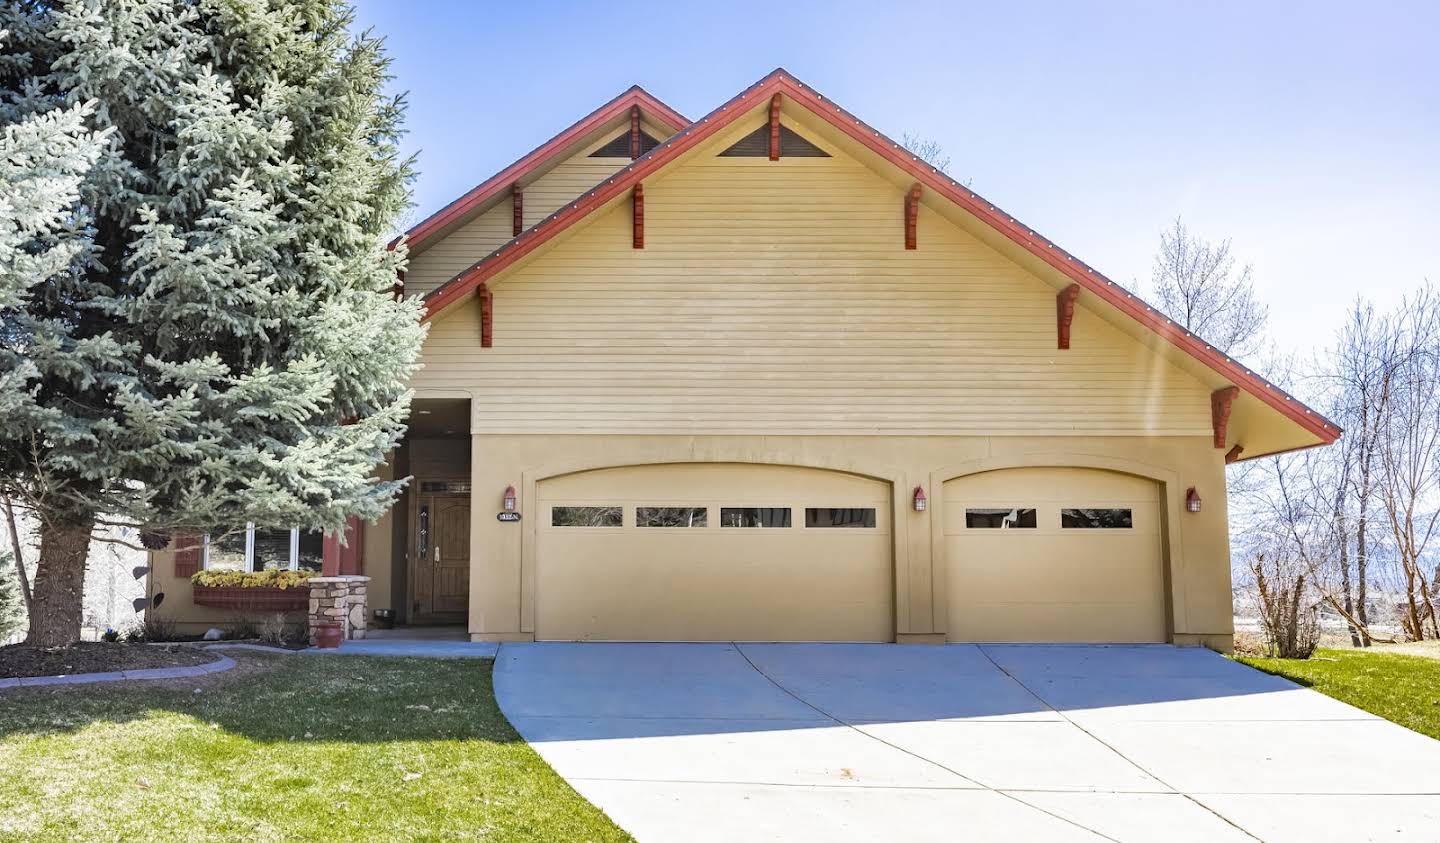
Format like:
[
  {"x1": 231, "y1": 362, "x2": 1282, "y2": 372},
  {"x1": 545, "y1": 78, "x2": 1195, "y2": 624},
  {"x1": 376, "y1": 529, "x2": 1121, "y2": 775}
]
[
  {"x1": 632, "y1": 183, "x2": 644, "y2": 249},
  {"x1": 479, "y1": 281, "x2": 493, "y2": 348},
  {"x1": 904, "y1": 183, "x2": 921, "y2": 250},
  {"x1": 768, "y1": 94, "x2": 782, "y2": 161},
  {"x1": 1212, "y1": 386, "x2": 1239, "y2": 448},
  {"x1": 391, "y1": 270, "x2": 405, "y2": 301},
  {"x1": 511, "y1": 182, "x2": 523, "y2": 237},
  {"x1": 1056, "y1": 284, "x2": 1080, "y2": 349},
  {"x1": 629, "y1": 105, "x2": 642, "y2": 160},
  {"x1": 1225, "y1": 444, "x2": 1245, "y2": 464}
]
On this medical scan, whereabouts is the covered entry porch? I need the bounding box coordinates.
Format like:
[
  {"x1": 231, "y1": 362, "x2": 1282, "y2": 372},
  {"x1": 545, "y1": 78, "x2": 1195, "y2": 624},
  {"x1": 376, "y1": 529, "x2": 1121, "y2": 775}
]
[{"x1": 367, "y1": 397, "x2": 472, "y2": 630}]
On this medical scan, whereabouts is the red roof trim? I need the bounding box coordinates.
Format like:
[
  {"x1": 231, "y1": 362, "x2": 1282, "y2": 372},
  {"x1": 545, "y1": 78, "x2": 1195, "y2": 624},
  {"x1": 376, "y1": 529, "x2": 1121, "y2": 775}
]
[
  {"x1": 421, "y1": 69, "x2": 1341, "y2": 448},
  {"x1": 396, "y1": 86, "x2": 688, "y2": 254}
]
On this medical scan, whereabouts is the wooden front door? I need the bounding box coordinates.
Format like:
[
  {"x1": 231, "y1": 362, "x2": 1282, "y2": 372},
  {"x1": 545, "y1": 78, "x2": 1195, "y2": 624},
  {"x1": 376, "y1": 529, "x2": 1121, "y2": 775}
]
[{"x1": 412, "y1": 492, "x2": 471, "y2": 621}]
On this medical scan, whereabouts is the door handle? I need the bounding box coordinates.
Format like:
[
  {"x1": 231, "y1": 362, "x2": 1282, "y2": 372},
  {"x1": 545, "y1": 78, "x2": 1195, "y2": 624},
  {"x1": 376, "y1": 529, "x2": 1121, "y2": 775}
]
[{"x1": 433, "y1": 546, "x2": 440, "y2": 563}]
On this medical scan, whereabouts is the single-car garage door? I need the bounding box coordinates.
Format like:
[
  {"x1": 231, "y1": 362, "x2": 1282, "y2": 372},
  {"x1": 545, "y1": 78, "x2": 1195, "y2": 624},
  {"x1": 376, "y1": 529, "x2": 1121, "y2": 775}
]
[
  {"x1": 536, "y1": 463, "x2": 893, "y2": 642},
  {"x1": 943, "y1": 467, "x2": 1166, "y2": 643}
]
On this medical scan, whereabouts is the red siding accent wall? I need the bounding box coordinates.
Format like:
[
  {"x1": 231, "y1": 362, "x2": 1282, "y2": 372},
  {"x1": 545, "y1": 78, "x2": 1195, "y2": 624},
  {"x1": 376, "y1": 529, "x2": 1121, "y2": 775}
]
[
  {"x1": 339, "y1": 517, "x2": 364, "y2": 576},
  {"x1": 1212, "y1": 386, "x2": 1240, "y2": 448},
  {"x1": 904, "y1": 183, "x2": 921, "y2": 250},
  {"x1": 511, "y1": 182, "x2": 523, "y2": 237},
  {"x1": 1056, "y1": 284, "x2": 1081, "y2": 350},
  {"x1": 173, "y1": 533, "x2": 200, "y2": 578},
  {"x1": 321, "y1": 532, "x2": 341, "y2": 576},
  {"x1": 632, "y1": 183, "x2": 645, "y2": 249},
  {"x1": 768, "y1": 94, "x2": 782, "y2": 161}
]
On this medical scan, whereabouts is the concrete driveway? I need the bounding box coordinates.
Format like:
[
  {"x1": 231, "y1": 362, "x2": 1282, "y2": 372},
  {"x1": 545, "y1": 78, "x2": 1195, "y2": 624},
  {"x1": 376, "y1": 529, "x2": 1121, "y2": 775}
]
[{"x1": 494, "y1": 643, "x2": 1440, "y2": 842}]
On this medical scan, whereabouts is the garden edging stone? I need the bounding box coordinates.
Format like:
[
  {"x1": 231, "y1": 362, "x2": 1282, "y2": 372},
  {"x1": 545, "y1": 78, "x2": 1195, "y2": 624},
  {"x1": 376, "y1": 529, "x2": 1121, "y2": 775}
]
[{"x1": 0, "y1": 654, "x2": 236, "y2": 690}]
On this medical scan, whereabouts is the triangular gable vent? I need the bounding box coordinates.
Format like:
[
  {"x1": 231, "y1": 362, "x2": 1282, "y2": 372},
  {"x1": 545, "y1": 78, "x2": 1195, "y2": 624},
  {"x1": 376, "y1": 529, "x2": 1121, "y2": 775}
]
[
  {"x1": 590, "y1": 130, "x2": 662, "y2": 158},
  {"x1": 719, "y1": 123, "x2": 829, "y2": 158}
]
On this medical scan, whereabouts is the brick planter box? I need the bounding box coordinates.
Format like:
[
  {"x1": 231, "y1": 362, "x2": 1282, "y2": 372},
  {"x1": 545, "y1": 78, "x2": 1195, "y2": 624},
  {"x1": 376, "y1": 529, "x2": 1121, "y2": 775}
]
[{"x1": 192, "y1": 585, "x2": 310, "y2": 612}]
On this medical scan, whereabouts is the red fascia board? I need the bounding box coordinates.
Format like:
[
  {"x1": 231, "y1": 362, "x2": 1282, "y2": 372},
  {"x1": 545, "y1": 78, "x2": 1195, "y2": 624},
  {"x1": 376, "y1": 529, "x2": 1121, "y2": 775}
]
[
  {"x1": 395, "y1": 86, "x2": 688, "y2": 253},
  {"x1": 422, "y1": 69, "x2": 1341, "y2": 445}
]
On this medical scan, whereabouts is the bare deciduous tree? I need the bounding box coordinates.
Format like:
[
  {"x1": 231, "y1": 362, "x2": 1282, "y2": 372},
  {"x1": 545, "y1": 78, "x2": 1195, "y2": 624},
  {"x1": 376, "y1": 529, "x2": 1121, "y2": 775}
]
[
  {"x1": 1376, "y1": 287, "x2": 1440, "y2": 640},
  {"x1": 1328, "y1": 300, "x2": 1403, "y2": 644},
  {"x1": 1150, "y1": 218, "x2": 1269, "y2": 361},
  {"x1": 900, "y1": 132, "x2": 951, "y2": 174}
]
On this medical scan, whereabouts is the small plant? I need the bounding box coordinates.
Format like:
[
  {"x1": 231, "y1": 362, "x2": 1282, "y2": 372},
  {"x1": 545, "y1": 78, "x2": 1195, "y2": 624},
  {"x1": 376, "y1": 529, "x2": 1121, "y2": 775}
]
[
  {"x1": 100, "y1": 628, "x2": 121, "y2": 643},
  {"x1": 258, "y1": 613, "x2": 287, "y2": 646},
  {"x1": 191, "y1": 569, "x2": 315, "y2": 590},
  {"x1": 226, "y1": 616, "x2": 259, "y2": 640},
  {"x1": 129, "y1": 615, "x2": 180, "y2": 643}
]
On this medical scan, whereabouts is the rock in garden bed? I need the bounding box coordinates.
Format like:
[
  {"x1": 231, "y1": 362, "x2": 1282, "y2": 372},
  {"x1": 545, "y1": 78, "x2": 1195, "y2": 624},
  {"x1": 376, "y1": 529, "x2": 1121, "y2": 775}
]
[{"x1": 0, "y1": 642, "x2": 216, "y2": 679}]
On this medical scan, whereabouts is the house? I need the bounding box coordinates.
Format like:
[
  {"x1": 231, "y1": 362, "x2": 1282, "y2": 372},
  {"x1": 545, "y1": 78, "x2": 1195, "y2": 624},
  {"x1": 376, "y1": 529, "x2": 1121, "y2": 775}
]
[{"x1": 146, "y1": 69, "x2": 1338, "y2": 649}]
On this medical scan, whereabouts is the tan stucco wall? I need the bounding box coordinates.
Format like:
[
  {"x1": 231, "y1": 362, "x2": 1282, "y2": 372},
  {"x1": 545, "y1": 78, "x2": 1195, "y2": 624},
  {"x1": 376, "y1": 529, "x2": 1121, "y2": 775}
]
[{"x1": 460, "y1": 433, "x2": 1234, "y2": 649}]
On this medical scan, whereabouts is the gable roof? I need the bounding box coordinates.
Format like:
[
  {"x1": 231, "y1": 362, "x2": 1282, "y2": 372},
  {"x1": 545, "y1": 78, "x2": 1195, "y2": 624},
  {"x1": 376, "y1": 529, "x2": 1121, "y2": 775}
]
[
  {"x1": 418, "y1": 68, "x2": 1341, "y2": 453},
  {"x1": 396, "y1": 85, "x2": 688, "y2": 255}
]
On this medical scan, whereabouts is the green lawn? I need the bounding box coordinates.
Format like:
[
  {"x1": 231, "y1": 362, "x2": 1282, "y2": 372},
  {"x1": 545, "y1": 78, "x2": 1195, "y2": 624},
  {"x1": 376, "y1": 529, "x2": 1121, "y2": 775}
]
[
  {"x1": 1236, "y1": 646, "x2": 1440, "y2": 741},
  {"x1": 0, "y1": 652, "x2": 631, "y2": 842}
]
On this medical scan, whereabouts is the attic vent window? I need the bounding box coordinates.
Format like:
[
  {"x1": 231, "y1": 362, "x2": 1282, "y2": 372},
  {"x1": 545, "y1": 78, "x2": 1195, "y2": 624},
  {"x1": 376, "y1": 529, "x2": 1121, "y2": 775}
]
[
  {"x1": 719, "y1": 123, "x2": 829, "y2": 158},
  {"x1": 590, "y1": 131, "x2": 661, "y2": 158}
]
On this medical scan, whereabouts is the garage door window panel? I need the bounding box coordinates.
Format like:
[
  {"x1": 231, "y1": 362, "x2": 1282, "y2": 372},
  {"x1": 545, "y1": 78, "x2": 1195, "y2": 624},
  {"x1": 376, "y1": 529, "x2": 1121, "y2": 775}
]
[
  {"x1": 637, "y1": 507, "x2": 708, "y2": 528},
  {"x1": 1062, "y1": 508, "x2": 1134, "y2": 529},
  {"x1": 720, "y1": 507, "x2": 792, "y2": 528},
  {"x1": 551, "y1": 506, "x2": 623, "y2": 527},
  {"x1": 965, "y1": 508, "x2": 1038, "y2": 529},
  {"x1": 805, "y1": 507, "x2": 877, "y2": 528}
]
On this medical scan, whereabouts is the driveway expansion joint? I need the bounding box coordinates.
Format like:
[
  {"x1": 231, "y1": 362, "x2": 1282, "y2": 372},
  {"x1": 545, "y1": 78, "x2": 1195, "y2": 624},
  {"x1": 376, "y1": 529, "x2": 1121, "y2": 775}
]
[{"x1": 732, "y1": 642, "x2": 1125, "y2": 843}]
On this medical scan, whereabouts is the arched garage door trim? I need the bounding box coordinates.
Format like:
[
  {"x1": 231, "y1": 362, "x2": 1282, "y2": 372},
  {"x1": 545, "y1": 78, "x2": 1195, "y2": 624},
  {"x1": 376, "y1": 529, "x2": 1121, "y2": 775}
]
[
  {"x1": 929, "y1": 454, "x2": 1186, "y2": 642},
  {"x1": 519, "y1": 454, "x2": 909, "y2": 637}
]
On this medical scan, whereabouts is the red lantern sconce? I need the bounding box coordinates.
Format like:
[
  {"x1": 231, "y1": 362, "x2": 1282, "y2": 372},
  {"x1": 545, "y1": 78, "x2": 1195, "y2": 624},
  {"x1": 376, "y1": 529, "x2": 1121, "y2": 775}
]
[
  {"x1": 913, "y1": 486, "x2": 927, "y2": 512},
  {"x1": 502, "y1": 485, "x2": 517, "y2": 512},
  {"x1": 1185, "y1": 487, "x2": 1202, "y2": 514}
]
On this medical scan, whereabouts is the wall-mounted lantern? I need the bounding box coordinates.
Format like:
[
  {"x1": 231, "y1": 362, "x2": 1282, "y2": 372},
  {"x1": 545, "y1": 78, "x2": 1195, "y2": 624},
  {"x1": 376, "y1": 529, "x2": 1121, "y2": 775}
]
[
  {"x1": 502, "y1": 485, "x2": 517, "y2": 512},
  {"x1": 1185, "y1": 487, "x2": 1202, "y2": 513},
  {"x1": 913, "y1": 485, "x2": 927, "y2": 512}
]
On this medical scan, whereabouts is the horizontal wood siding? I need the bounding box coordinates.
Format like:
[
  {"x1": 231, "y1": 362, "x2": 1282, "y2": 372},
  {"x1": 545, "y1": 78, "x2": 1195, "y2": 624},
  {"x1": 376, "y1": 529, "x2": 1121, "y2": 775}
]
[
  {"x1": 412, "y1": 150, "x2": 1213, "y2": 437},
  {"x1": 405, "y1": 202, "x2": 512, "y2": 296},
  {"x1": 522, "y1": 156, "x2": 631, "y2": 228},
  {"x1": 404, "y1": 139, "x2": 639, "y2": 297}
]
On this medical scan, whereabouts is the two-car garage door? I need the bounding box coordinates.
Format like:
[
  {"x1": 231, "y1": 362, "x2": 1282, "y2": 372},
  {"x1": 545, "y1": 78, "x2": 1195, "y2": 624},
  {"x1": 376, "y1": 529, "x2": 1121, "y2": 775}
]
[
  {"x1": 537, "y1": 463, "x2": 893, "y2": 642},
  {"x1": 535, "y1": 462, "x2": 1166, "y2": 643}
]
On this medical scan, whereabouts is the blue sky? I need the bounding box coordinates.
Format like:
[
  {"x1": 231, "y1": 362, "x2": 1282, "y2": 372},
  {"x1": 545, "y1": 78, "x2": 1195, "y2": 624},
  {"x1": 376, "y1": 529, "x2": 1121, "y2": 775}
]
[{"x1": 352, "y1": 0, "x2": 1438, "y2": 355}]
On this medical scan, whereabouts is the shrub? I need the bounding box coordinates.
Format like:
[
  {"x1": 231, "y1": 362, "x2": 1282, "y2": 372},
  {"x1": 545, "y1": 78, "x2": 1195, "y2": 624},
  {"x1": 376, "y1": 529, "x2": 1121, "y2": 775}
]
[
  {"x1": 226, "y1": 616, "x2": 259, "y2": 640},
  {"x1": 129, "y1": 615, "x2": 180, "y2": 643},
  {"x1": 1250, "y1": 551, "x2": 1320, "y2": 659},
  {"x1": 191, "y1": 569, "x2": 315, "y2": 590},
  {"x1": 100, "y1": 628, "x2": 121, "y2": 643},
  {"x1": 258, "y1": 613, "x2": 287, "y2": 646}
]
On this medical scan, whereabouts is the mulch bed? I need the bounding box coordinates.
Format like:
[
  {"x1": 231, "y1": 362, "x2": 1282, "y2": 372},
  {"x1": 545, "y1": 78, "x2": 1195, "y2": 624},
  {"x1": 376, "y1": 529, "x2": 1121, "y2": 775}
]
[{"x1": 0, "y1": 642, "x2": 216, "y2": 679}]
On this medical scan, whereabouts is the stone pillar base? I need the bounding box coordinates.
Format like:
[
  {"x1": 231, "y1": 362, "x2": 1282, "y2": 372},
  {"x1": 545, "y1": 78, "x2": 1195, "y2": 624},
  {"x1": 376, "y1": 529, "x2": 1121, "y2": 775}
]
[{"x1": 307, "y1": 575, "x2": 372, "y2": 645}]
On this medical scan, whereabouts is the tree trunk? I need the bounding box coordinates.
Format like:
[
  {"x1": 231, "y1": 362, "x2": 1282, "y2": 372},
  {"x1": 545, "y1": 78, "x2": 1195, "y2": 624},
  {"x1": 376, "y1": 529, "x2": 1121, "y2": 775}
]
[
  {"x1": 2, "y1": 496, "x2": 33, "y2": 615},
  {"x1": 1338, "y1": 536, "x2": 1362, "y2": 648},
  {"x1": 25, "y1": 514, "x2": 94, "y2": 648},
  {"x1": 1356, "y1": 510, "x2": 1372, "y2": 646}
]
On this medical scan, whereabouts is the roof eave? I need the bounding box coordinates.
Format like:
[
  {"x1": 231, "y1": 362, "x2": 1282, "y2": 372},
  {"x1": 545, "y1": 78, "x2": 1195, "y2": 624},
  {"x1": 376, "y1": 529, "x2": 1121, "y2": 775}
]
[{"x1": 393, "y1": 85, "x2": 688, "y2": 255}]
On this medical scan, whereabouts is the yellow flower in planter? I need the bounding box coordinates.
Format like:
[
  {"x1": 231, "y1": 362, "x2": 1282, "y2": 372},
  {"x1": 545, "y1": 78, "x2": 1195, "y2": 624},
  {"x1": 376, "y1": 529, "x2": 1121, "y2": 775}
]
[{"x1": 191, "y1": 569, "x2": 316, "y2": 590}]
